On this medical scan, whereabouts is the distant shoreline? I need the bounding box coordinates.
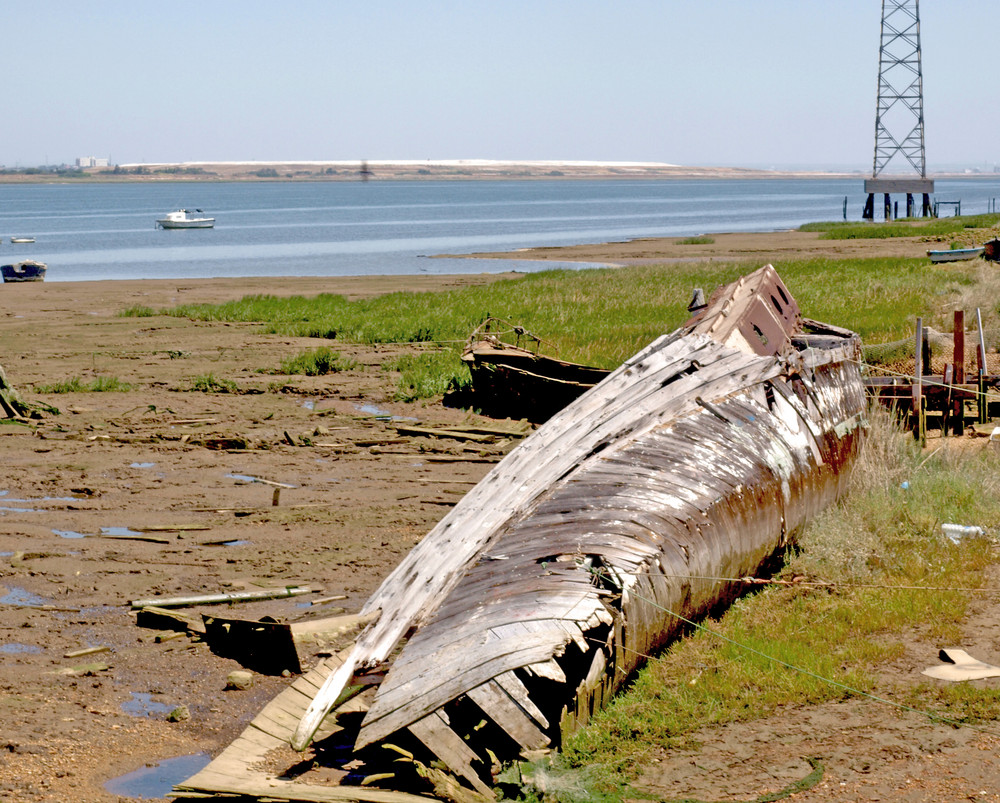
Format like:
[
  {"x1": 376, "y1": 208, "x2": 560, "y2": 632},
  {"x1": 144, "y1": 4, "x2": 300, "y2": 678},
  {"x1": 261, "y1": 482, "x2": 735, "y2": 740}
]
[
  {"x1": 0, "y1": 159, "x2": 890, "y2": 184},
  {"x1": 1, "y1": 160, "x2": 994, "y2": 184}
]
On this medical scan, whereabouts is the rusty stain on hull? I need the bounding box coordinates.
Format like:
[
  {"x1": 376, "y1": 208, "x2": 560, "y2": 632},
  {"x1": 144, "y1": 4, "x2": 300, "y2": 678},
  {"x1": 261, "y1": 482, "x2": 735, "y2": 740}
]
[{"x1": 175, "y1": 265, "x2": 867, "y2": 803}]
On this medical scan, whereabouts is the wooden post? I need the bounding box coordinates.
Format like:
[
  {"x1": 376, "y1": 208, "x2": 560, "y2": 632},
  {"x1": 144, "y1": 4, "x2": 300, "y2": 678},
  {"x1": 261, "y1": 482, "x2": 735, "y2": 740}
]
[
  {"x1": 979, "y1": 370, "x2": 988, "y2": 425},
  {"x1": 953, "y1": 310, "x2": 965, "y2": 435},
  {"x1": 942, "y1": 364, "x2": 953, "y2": 437},
  {"x1": 913, "y1": 317, "x2": 923, "y2": 439},
  {"x1": 977, "y1": 307, "x2": 988, "y2": 424},
  {"x1": 918, "y1": 397, "x2": 927, "y2": 448}
]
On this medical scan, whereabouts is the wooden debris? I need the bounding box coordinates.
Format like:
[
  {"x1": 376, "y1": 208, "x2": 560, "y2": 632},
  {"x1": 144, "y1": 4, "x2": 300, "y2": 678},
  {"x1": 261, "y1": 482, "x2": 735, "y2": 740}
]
[
  {"x1": 392, "y1": 424, "x2": 495, "y2": 443},
  {"x1": 138, "y1": 523, "x2": 212, "y2": 532},
  {"x1": 64, "y1": 645, "x2": 111, "y2": 659},
  {"x1": 135, "y1": 605, "x2": 207, "y2": 635},
  {"x1": 202, "y1": 614, "x2": 302, "y2": 675},
  {"x1": 99, "y1": 533, "x2": 171, "y2": 544},
  {"x1": 130, "y1": 585, "x2": 313, "y2": 610},
  {"x1": 54, "y1": 662, "x2": 110, "y2": 676},
  {"x1": 311, "y1": 594, "x2": 348, "y2": 606}
]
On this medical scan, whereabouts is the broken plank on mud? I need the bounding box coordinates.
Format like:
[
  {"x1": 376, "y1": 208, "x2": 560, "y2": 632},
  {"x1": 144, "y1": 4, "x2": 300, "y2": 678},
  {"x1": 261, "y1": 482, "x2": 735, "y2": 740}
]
[
  {"x1": 130, "y1": 585, "x2": 313, "y2": 610},
  {"x1": 98, "y1": 533, "x2": 172, "y2": 544},
  {"x1": 392, "y1": 424, "x2": 495, "y2": 442}
]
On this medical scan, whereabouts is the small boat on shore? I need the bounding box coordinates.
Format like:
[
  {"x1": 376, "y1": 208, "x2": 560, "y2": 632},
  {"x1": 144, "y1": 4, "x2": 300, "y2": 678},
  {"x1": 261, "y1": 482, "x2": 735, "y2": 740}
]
[
  {"x1": 177, "y1": 265, "x2": 867, "y2": 802},
  {"x1": 155, "y1": 209, "x2": 215, "y2": 229},
  {"x1": 2, "y1": 260, "x2": 46, "y2": 282},
  {"x1": 461, "y1": 317, "x2": 611, "y2": 423},
  {"x1": 927, "y1": 246, "x2": 984, "y2": 263},
  {"x1": 9, "y1": 237, "x2": 35, "y2": 244}
]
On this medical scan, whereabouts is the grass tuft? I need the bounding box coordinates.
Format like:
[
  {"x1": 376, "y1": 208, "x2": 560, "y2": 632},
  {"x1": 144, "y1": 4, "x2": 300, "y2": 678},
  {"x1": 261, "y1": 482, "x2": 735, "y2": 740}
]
[
  {"x1": 35, "y1": 376, "x2": 132, "y2": 393},
  {"x1": 270, "y1": 347, "x2": 358, "y2": 376},
  {"x1": 190, "y1": 373, "x2": 238, "y2": 393}
]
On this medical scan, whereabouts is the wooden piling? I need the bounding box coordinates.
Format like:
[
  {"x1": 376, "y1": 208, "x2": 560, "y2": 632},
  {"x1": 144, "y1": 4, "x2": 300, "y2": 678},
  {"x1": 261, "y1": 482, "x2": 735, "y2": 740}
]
[
  {"x1": 953, "y1": 310, "x2": 965, "y2": 435},
  {"x1": 912, "y1": 317, "x2": 923, "y2": 439}
]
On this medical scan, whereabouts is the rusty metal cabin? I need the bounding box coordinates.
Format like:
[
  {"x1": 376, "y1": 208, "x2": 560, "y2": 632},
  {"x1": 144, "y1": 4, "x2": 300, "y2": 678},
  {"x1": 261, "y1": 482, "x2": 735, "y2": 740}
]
[{"x1": 176, "y1": 265, "x2": 867, "y2": 803}]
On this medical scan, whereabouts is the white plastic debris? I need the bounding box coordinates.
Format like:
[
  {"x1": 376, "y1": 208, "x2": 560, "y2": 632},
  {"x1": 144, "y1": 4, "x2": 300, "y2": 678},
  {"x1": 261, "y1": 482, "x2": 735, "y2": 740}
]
[{"x1": 941, "y1": 523, "x2": 985, "y2": 543}]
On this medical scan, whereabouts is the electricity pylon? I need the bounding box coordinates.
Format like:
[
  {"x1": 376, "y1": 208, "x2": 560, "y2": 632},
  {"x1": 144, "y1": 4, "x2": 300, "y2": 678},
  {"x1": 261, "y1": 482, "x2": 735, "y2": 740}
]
[{"x1": 863, "y1": 0, "x2": 933, "y2": 220}]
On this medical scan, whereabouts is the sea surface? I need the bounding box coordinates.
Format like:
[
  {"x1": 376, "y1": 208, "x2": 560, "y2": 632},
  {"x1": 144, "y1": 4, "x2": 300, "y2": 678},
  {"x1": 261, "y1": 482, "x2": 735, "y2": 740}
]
[{"x1": 1, "y1": 177, "x2": 999, "y2": 282}]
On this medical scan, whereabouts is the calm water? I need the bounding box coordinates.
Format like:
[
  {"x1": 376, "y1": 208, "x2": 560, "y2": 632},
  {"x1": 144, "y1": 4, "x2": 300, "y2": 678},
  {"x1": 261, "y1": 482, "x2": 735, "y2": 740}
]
[{"x1": 1, "y1": 177, "x2": 998, "y2": 282}]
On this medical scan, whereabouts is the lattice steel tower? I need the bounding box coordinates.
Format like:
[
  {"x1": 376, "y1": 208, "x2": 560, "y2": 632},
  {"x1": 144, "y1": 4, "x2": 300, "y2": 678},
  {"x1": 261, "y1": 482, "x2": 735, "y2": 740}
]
[{"x1": 863, "y1": 0, "x2": 933, "y2": 219}]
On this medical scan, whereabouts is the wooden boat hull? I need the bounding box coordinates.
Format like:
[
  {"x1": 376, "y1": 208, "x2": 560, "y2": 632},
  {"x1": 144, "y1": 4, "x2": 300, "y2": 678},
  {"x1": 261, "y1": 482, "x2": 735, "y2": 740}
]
[
  {"x1": 2, "y1": 261, "x2": 46, "y2": 282},
  {"x1": 462, "y1": 343, "x2": 610, "y2": 423},
  {"x1": 178, "y1": 265, "x2": 867, "y2": 802}
]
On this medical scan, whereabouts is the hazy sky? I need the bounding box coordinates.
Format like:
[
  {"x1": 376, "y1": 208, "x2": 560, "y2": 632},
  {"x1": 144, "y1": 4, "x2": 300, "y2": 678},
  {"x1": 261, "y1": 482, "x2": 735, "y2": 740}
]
[{"x1": 7, "y1": 1, "x2": 995, "y2": 170}]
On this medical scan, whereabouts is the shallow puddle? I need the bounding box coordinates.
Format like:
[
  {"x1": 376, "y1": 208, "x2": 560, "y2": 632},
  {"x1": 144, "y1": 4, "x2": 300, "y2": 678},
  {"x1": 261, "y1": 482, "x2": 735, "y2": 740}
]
[
  {"x1": 355, "y1": 402, "x2": 418, "y2": 422},
  {"x1": 0, "y1": 504, "x2": 39, "y2": 513},
  {"x1": 0, "y1": 587, "x2": 49, "y2": 607},
  {"x1": 120, "y1": 692, "x2": 172, "y2": 718},
  {"x1": 54, "y1": 529, "x2": 88, "y2": 539},
  {"x1": 130, "y1": 462, "x2": 156, "y2": 469},
  {"x1": 0, "y1": 643, "x2": 43, "y2": 654},
  {"x1": 100, "y1": 526, "x2": 144, "y2": 537},
  {"x1": 104, "y1": 752, "x2": 210, "y2": 799}
]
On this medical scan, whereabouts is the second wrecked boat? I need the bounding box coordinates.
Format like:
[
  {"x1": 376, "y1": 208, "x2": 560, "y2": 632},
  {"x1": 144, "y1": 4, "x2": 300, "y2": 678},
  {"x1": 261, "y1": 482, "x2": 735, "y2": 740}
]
[{"x1": 177, "y1": 265, "x2": 867, "y2": 802}]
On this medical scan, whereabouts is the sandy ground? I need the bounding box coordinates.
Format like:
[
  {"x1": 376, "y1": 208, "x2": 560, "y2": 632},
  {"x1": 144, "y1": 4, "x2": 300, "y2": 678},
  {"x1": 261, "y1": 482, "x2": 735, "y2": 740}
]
[{"x1": 2, "y1": 231, "x2": 999, "y2": 803}]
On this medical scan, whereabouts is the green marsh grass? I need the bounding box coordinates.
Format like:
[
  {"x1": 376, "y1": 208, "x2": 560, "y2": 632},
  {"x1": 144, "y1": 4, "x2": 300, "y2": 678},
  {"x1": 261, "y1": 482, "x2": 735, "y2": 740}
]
[
  {"x1": 799, "y1": 213, "x2": 1000, "y2": 240},
  {"x1": 677, "y1": 235, "x2": 715, "y2": 245},
  {"x1": 146, "y1": 256, "x2": 977, "y2": 399},
  {"x1": 382, "y1": 350, "x2": 470, "y2": 402}
]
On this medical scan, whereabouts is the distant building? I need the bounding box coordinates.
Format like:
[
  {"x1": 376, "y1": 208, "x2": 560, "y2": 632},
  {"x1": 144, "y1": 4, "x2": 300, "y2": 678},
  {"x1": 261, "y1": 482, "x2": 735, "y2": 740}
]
[{"x1": 76, "y1": 156, "x2": 109, "y2": 168}]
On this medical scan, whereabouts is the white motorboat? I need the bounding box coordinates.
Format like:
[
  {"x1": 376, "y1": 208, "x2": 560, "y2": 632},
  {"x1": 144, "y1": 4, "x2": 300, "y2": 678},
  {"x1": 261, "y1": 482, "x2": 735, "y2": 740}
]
[
  {"x1": 155, "y1": 209, "x2": 215, "y2": 229},
  {"x1": 9, "y1": 237, "x2": 35, "y2": 244}
]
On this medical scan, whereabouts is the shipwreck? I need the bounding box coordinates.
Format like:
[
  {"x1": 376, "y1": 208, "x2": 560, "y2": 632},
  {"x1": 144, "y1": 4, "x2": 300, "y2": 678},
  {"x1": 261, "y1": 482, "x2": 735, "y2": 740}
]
[
  {"x1": 175, "y1": 264, "x2": 868, "y2": 802},
  {"x1": 460, "y1": 317, "x2": 611, "y2": 423}
]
